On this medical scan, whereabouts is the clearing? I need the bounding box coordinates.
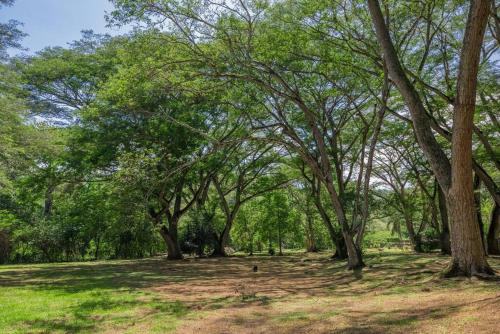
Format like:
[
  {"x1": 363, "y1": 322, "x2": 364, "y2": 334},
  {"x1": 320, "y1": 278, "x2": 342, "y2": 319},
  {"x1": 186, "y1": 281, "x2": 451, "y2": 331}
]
[{"x1": 0, "y1": 251, "x2": 499, "y2": 333}]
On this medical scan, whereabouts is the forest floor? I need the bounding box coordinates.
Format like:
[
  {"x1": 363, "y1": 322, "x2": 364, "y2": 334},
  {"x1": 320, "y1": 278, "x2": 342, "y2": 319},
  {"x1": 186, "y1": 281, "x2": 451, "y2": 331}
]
[{"x1": 0, "y1": 250, "x2": 499, "y2": 334}]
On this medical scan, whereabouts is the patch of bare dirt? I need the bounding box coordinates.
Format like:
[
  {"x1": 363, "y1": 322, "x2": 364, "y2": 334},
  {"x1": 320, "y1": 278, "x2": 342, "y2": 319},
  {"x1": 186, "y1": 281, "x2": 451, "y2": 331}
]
[{"x1": 140, "y1": 253, "x2": 500, "y2": 333}]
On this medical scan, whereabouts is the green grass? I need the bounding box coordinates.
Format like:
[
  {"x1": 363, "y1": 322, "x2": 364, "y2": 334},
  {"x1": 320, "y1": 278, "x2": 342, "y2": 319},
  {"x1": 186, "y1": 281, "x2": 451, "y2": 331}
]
[
  {"x1": 1, "y1": 251, "x2": 499, "y2": 333},
  {"x1": 0, "y1": 261, "x2": 189, "y2": 333}
]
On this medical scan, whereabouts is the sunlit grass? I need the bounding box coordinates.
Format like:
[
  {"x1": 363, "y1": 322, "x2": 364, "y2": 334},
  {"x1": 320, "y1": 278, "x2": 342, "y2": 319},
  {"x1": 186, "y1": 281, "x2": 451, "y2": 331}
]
[{"x1": 0, "y1": 250, "x2": 499, "y2": 333}]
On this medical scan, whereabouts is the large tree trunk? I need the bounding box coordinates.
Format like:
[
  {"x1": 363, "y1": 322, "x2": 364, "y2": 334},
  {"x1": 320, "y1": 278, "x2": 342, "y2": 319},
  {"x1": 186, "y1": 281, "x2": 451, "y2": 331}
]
[
  {"x1": 367, "y1": 0, "x2": 451, "y2": 191},
  {"x1": 212, "y1": 177, "x2": 241, "y2": 257},
  {"x1": 212, "y1": 240, "x2": 226, "y2": 257},
  {"x1": 324, "y1": 181, "x2": 364, "y2": 269},
  {"x1": 0, "y1": 230, "x2": 11, "y2": 264},
  {"x1": 159, "y1": 225, "x2": 183, "y2": 260},
  {"x1": 94, "y1": 236, "x2": 101, "y2": 260},
  {"x1": 212, "y1": 224, "x2": 231, "y2": 257},
  {"x1": 212, "y1": 206, "x2": 238, "y2": 256},
  {"x1": 328, "y1": 227, "x2": 347, "y2": 259},
  {"x1": 311, "y1": 181, "x2": 347, "y2": 259},
  {"x1": 487, "y1": 203, "x2": 500, "y2": 255},
  {"x1": 368, "y1": 0, "x2": 493, "y2": 277},
  {"x1": 438, "y1": 184, "x2": 451, "y2": 255},
  {"x1": 333, "y1": 235, "x2": 348, "y2": 259},
  {"x1": 342, "y1": 228, "x2": 364, "y2": 269},
  {"x1": 444, "y1": 0, "x2": 493, "y2": 277}
]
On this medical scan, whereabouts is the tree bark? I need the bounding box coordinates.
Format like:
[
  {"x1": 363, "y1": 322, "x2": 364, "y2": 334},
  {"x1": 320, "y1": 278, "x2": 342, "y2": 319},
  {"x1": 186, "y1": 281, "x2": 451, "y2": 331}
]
[
  {"x1": 212, "y1": 176, "x2": 242, "y2": 257},
  {"x1": 473, "y1": 174, "x2": 487, "y2": 253},
  {"x1": 367, "y1": 0, "x2": 451, "y2": 192},
  {"x1": 438, "y1": 183, "x2": 451, "y2": 255},
  {"x1": 212, "y1": 223, "x2": 232, "y2": 257},
  {"x1": 159, "y1": 224, "x2": 183, "y2": 260},
  {"x1": 311, "y1": 182, "x2": 347, "y2": 259},
  {"x1": 403, "y1": 213, "x2": 421, "y2": 253},
  {"x1": 333, "y1": 236, "x2": 348, "y2": 259},
  {"x1": 368, "y1": 0, "x2": 493, "y2": 277},
  {"x1": 323, "y1": 179, "x2": 364, "y2": 269},
  {"x1": 305, "y1": 214, "x2": 317, "y2": 252},
  {"x1": 296, "y1": 100, "x2": 364, "y2": 269},
  {"x1": 487, "y1": 203, "x2": 500, "y2": 255},
  {"x1": 356, "y1": 74, "x2": 388, "y2": 247},
  {"x1": 445, "y1": 0, "x2": 493, "y2": 277}
]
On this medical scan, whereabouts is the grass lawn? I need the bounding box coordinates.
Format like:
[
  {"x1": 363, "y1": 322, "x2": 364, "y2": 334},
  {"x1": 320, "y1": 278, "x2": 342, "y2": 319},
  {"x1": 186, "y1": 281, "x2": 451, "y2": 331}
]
[{"x1": 0, "y1": 250, "x2": 499, "y2": 333}]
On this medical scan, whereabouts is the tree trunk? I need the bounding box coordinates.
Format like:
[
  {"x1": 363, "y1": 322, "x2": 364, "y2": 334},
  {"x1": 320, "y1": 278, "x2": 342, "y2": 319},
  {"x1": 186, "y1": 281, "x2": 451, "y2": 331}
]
[
  {"x1": 44, "y1": 184, "x2": 55, "y2": 217},
  {"x1": 159, "y1": 225, "x2": 183, "y2": 260},
  {"x1": 487, "y1": 203, "x2": 500, "y2": 255},
  {"x1": 297, "y1": 99, "x2": 364, "y2": 269},
  {"x1": 446, "y1": 192, "x2": 491, "y2": 276},
  {"x1": 403, "y1": 211, "x2": 421, "y2": 252},
  {"x1": 438, "y1": 184, "x2": 451, "y2": 255},
  {"x1": 311, "y1": 184, "x2": 347, "y2": 259},
  {"x1": 473, "y1": 175, "x2": 487, "y2": 253},
  {"x1": 268, "y1": 231, "x2": 274, "y2": 255},
  {"x1": 414, "y1": 235, "x2": 423, "y2": 253},
  {"x1": 212, "y1": 239, "x2": 226, "y2": 257},
  {"x1": 368, "y1": 0, "x2": 493, "y2": 277},
  {"x1": 444, "y1": 0, "x2": 493, "y2": 277},
  {"x1": 324, "y1": 182, "x2": 364, "y2": 269},
  {"x1": 342, "y1": 228, "x2": 364, "y2": 269},
  {"x1": 356, "y1": 66, "x2": 388, "y2": 248},
  {"x1": 277, "y1": 209, "x2": 283, "y2": 256},
  {"x1": 212, "y1": 232, "x2": 229, "y2": 257},
  {"x1": 367, "y1": 0, "x2": 452, "y2": 191},
  {"x1": 305, "y1": 215, "x2": 317, "y2": 252},
  {"x1": 212, "y1": 217, "x2": 233, "y2": 257},
  {"x1": 333, "y1": 235, "x2": 348, "y2": 259},
  {"x1": 278, "y1": 230, "x2": 283, "y2": 255}
]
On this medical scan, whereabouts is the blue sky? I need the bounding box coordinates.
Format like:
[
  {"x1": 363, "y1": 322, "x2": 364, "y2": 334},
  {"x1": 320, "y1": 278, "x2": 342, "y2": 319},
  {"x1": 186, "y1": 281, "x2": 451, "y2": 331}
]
[{"x1": 0, "y1": 0, "x2": 129, "y2": 55}]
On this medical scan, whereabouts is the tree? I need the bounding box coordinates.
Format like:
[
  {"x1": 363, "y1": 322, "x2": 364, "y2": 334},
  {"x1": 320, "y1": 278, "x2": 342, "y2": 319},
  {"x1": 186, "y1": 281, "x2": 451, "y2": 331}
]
[
  {"x1": 487, "y1": 203, "x2": 500, "y2": 254},
  {"x1": 0, "y1": 0, "x2": 25, "y2": 60},
  {"x1": 367, "y1": 0, "x2": 494, "y2": 277},
  {"x1": 108, "y1": 0, "x2": 408, "y2": 269},
  {"x1": 211, "y1": 142, "x2": 288, "y2": 256}
]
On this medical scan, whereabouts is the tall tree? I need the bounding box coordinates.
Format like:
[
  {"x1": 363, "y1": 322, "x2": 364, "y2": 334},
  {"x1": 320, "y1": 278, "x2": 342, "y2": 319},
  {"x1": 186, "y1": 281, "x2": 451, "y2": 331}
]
[{"x1": 367, "y1": 0, "x2": 493, "y2": 277}]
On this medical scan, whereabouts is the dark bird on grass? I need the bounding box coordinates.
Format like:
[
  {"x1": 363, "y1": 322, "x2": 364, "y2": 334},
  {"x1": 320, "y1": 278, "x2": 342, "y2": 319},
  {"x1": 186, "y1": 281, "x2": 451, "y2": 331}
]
[{"x1": 253, "y1": 265, "x2": 258, "y2": 272}]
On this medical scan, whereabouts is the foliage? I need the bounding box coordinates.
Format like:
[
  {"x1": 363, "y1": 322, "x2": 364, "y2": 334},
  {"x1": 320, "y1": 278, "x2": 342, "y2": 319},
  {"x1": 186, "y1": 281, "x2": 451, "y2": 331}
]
[{"x1": 0, "y1": 0, "x2": 497, "y2": 265}]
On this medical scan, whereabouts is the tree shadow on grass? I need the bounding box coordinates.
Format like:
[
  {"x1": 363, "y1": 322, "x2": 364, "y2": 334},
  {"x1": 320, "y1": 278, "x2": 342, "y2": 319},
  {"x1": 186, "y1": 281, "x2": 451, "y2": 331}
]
[
  {"x1": 185, "y1": 293, "x2": 500, "y2": 334},
  {"x1": 340, "y1": 294, "x2": 500, "y2": 333},
  {"x1": 23, "y1": 295, "x2": 189, "y2": 333},
  {"x1": 2, "y1": 252, "x2": 499, "y2": 333},
  {"x1": 24, "y1": 319, "x2": 96, "y2": 334},
  {"x1": 0, "y1": 252, "x2": 495, "y2": 298}
]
